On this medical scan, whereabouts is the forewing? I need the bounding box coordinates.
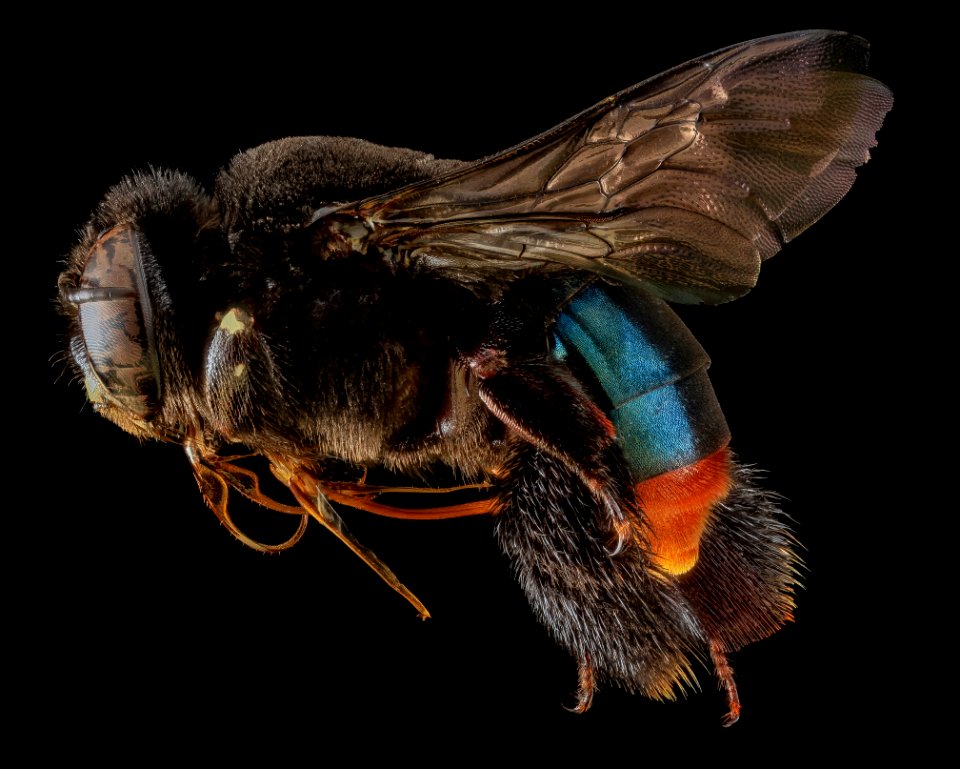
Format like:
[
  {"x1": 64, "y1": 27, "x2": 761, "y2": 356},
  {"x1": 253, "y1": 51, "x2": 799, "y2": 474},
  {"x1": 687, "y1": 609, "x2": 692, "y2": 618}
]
[{"x1": 327, "y1": 30, "x2": 892, "y2": 304}]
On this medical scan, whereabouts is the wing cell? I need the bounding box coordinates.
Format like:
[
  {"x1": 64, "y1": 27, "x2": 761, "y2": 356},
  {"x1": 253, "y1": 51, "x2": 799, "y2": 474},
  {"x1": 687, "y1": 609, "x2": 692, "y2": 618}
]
[{"x1": 322, "y1": 31, "x2": 892, "y2": 303}]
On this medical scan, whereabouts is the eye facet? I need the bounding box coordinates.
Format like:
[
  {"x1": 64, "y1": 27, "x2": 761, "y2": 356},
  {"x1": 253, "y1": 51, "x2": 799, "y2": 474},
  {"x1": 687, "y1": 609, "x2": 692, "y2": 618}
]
[{"x1": 65, "y1": 225, "x2": 161, "y2": 419}]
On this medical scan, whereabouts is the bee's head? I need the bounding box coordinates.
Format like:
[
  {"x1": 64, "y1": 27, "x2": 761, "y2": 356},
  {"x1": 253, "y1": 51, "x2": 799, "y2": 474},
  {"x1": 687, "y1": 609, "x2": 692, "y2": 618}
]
[{"x1": 58, "y1": 169, "x2": 218, "y2": 440}]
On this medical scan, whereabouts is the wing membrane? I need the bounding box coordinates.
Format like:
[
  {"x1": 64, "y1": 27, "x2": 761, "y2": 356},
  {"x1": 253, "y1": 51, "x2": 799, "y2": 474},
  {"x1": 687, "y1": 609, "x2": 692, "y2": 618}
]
[{"x1": 327, "y1": 30, "x2": 892, "y2": 303}]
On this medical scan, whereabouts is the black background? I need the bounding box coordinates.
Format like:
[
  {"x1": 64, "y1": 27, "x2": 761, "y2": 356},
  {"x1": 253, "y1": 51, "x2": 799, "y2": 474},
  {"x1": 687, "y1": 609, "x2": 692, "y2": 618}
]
[{"x1": 22, "y1": 14, "x2": 919, "y2": 760}]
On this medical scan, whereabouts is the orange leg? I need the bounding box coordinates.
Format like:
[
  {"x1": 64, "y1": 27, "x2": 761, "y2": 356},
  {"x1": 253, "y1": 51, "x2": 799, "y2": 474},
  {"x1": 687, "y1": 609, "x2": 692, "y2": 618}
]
[{"x1": 709, "y1": 641, "x2": 741, "y2": 727}]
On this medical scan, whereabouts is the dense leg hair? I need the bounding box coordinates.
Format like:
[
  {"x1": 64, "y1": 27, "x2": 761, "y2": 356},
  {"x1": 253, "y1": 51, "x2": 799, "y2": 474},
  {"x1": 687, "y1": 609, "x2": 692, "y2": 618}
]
[
  {"x1": 496, "y1": 443, "x2": 799, "y2": 709},
  {"x1": 676, "y1": 463, "x2": 800, "y2": 652},
  {"x1": 495, "y1": 441, "x2": 705, "y2": 702}
]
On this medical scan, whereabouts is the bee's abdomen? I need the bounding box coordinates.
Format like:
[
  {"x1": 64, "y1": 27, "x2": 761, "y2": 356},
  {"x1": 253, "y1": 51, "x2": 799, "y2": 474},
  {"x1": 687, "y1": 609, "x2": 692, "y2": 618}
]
[
  {"x1": 553, "y1": 282, "x2": 730, "y2": 481},
  {"x1": 632, "y1": 448, "x2": 732, "y2": 575},
  {"x1": 552, "y1": 282, "x2": 732, "y2": 573},
  {"x1": 551, "y1": 281, "x2": 797, "y2": 654}
]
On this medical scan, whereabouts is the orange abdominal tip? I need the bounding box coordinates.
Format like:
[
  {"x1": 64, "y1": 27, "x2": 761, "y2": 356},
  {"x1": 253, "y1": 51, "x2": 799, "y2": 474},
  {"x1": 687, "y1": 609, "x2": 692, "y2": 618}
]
[{"x1": 635, "y1": 448, "x2": 732, "y2": 575}]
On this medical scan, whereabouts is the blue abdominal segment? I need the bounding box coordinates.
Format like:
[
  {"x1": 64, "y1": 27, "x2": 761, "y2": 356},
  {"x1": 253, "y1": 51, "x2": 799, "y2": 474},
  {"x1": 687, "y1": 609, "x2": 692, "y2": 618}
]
[{"x1": 553, "y1": 282, "x2": 729, "y2": 481}]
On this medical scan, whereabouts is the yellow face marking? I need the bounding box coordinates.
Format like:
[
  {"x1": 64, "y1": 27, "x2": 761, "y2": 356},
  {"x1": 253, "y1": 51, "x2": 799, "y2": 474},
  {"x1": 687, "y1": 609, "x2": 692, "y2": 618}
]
[
  {"x1": 219, "y1": 307, "x2": 252, "y2": 334},
  {"x1": 233, "y1": 363, "x2": 246, "y2": 379}
]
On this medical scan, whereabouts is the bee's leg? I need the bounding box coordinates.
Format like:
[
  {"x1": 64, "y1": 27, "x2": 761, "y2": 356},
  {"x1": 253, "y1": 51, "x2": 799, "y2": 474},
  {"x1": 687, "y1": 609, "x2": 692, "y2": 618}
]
[
  {"x1": 709, "y1": 641, "x2": 741, "y2": 727},
  {"x1": 472, "y1": 354, "x2": 634, "y2": 552},
  {"x1": 571, "y1": 654, "x2": 596, "y2": 714},
  {"x1": 674, "y1": 462, "x2": 799, "y2": 722},
  {"x1": 495, "y1": 439, "x2": 704, "y2": 707}
]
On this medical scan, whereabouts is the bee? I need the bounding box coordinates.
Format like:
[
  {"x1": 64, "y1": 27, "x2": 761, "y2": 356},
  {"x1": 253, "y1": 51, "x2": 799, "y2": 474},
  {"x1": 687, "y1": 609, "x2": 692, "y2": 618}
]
[{"x1": 58, "y1": 30, "x2": 892, "y2": 722}]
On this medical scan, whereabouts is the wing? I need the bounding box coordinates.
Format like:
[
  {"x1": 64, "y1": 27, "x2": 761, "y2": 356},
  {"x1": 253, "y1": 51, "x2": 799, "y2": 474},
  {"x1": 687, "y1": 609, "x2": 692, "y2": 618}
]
[{"x1": 317, "y1": 30, "x2": 892, "y2": 304}]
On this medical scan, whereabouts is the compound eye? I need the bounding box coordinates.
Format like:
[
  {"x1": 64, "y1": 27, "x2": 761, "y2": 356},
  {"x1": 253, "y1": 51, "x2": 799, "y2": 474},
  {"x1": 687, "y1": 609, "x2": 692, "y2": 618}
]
[{"x1": 64, "y1": 225, "x2": 161, "y2": 419}]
